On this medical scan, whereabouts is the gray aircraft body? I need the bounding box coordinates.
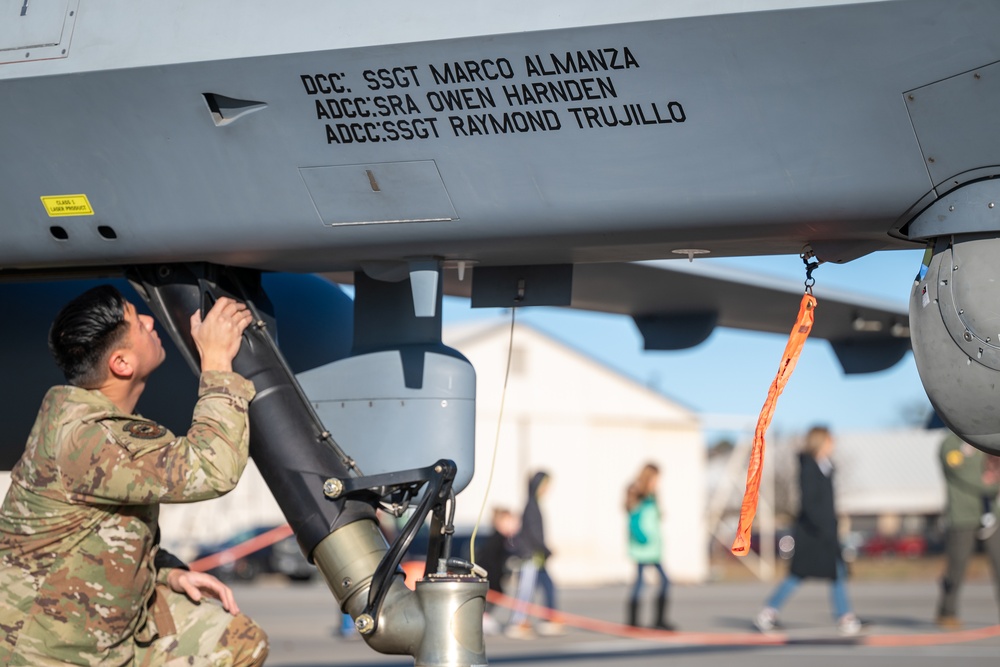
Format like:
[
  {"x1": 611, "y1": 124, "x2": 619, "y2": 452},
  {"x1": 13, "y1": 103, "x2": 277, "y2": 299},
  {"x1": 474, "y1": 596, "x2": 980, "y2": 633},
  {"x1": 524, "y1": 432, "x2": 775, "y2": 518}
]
[{"x1": 2, "y1": 1, "x2": 1000, "y2": 664}]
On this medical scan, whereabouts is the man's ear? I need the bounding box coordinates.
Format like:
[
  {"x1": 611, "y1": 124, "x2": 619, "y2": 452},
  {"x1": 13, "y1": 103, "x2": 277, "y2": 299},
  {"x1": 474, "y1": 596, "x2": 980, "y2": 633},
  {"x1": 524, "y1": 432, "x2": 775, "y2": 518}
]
[{"x1": 107, "y1": 348, "x2": 134, "y2": 380}]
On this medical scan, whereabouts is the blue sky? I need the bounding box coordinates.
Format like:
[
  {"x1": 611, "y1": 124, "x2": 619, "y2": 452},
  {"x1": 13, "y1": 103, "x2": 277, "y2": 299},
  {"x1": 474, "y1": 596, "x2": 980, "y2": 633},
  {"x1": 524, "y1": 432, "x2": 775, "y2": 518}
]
[{"x1": 440, "y1": 248, "x2": 930, "y2": 444}]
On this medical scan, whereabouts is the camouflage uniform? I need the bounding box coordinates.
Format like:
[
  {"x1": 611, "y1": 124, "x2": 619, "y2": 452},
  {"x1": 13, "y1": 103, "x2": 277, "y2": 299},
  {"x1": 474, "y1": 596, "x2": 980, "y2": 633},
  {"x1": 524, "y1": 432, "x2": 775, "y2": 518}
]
[
  {"x1": 937, "y1": 433, "x2": 1000, "y2": 622},
  {"x1": 0, "y1": 370, "x2": 268, "y2": 665}
]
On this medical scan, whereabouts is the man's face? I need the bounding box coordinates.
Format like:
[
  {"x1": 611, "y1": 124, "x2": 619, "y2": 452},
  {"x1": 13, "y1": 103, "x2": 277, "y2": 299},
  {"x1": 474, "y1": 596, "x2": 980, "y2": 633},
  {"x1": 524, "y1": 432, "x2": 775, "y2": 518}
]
[{"x1": 123, "y1": 301, "x2": 165, "y2": 378}]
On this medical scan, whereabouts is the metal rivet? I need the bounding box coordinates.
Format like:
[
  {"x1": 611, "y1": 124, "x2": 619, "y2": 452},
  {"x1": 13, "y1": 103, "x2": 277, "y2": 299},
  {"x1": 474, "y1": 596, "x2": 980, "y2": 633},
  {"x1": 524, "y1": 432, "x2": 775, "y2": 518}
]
[
  {"x1": 356, "y1": 614, "x2": 376, "y2": 635},
  {"x1": 342, "y1": 577, "x2": 352, "y2": 588},
  {"x1": 989, "y1": 202, "x2": 995, "y2": 209},
  {"x1": 323, "y1": 478, "x2": 344, "y2": 498},
  {"x1": 907, "y1": 94, "x2": 915, "y2": 101},
  {"x1": 964, "y1": 331, "x2": 973, "y2": 342},
  {"x1": 949, "y1": 206, "x2": 955, "y2": 212},
  {"x1": 928, "y1": 157, "x2": 936, "y2": 163}
]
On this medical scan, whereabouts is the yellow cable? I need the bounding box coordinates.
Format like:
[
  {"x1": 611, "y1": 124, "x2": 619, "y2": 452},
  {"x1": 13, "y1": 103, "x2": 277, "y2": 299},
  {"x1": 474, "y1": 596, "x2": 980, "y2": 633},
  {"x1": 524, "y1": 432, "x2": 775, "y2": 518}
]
[{"x1": 469, "y1": 306, "x2": 518, "y2": 564}]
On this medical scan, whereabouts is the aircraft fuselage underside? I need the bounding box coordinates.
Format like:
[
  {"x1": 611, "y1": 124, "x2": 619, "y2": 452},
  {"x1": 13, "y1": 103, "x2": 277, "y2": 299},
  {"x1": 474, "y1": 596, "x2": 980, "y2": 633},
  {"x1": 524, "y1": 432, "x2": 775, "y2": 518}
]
[{"x1": 4, "y1": 0, "x2": 1000, "y2": 275}]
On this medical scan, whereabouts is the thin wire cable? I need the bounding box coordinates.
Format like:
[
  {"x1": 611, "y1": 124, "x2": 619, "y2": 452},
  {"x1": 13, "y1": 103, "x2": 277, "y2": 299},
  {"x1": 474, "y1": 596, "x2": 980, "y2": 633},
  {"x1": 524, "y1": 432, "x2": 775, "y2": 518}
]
[{"x1": 469, "y1": 306, "x2": 518, "y2": 564}]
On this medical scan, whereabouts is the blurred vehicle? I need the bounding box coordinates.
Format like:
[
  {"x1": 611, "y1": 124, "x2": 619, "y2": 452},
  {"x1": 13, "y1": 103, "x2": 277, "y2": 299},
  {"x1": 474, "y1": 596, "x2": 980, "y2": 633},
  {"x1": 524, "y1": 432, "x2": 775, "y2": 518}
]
[
  {"x1": 893, "y1": 534, "x2": 927, "y2": 558},
  {"x1": 195, "y1": 525, "x2": 315, "y2": 583},
  {"x1": 859, "y1": 532, "x2": 927, "y2": 559},
  {"x1": 860, "y1": 533, "x2": 895, "y2": 558}
]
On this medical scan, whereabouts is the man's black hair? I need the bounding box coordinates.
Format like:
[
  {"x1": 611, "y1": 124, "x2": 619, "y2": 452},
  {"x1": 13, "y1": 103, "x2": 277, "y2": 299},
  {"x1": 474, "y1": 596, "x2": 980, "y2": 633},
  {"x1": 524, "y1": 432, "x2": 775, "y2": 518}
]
[{"x1": 48, "y1": 285, "x2": 129, "y2": 387}]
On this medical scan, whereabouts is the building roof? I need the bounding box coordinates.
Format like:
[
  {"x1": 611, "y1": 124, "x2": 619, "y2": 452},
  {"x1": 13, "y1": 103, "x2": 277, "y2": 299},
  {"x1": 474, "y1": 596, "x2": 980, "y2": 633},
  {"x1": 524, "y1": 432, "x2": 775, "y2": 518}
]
[{"x1": 444, "y1": 317, "x2": 701, "y2": 419}]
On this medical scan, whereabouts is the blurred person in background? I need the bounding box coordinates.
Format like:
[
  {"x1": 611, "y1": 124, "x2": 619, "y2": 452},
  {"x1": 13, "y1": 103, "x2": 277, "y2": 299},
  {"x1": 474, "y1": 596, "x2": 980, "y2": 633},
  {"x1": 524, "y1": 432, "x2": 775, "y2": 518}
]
[
  {"x1": 506, "y1": 471, "x2": 563, "y2": 639},
  {"x1": 478, "y1": 507, "x2": 519, "y2": 635},
  {"x1": 935, "y1": 431, "x2": 1000, "y2": 629},
  {"x1": 624, "y1": 463, "x2": 675, "y2": 630},
  {"x1": 753, "y1": 426, "x2": 862, "y2": 636}
]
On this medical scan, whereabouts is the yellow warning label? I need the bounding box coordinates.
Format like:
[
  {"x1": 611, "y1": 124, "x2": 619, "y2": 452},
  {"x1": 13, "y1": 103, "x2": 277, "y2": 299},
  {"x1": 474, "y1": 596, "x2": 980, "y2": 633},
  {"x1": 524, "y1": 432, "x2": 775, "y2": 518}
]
[{"x1": 40, "y1": 194, "x2": 94, "y2": 217}]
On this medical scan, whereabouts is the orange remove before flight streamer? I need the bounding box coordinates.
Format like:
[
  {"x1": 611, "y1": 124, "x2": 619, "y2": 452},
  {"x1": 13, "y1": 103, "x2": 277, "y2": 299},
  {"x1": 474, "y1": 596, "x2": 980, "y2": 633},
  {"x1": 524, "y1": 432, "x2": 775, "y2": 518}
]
[{"x1": 731, "y1": 292, "x2": 817, "y2": 556}]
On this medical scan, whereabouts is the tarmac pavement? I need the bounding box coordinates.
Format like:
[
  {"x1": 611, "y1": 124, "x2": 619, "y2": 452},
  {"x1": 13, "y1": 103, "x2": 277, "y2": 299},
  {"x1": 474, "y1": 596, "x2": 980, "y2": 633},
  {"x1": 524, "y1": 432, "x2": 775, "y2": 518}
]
[{"x1": 234, "y1": 574, "x2": 1000, "y2": 666}]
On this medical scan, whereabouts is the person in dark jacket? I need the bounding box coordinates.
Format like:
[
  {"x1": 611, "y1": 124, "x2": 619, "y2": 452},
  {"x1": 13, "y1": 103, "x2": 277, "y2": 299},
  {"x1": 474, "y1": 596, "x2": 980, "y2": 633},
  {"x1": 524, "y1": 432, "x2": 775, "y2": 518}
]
[
  {"x1": 478, "y1": 507, "x2": 519, "y2": 634},
  {"x1": 506, "y1": 471, "x2": 563, "y2": 638},
  {"x1": 753, "y1": 426, "x2": 862, "y2": 635}
]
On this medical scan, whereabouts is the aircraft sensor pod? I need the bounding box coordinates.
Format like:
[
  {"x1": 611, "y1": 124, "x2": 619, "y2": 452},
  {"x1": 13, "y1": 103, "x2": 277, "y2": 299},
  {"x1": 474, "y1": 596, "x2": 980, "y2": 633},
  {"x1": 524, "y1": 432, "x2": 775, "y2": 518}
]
[
  {"x1": 910, "y1": 233, "x2": 1000, "y2": 455},
  {"x1": 906, "y1": 177, "x2": 1000, "y2": 454}
]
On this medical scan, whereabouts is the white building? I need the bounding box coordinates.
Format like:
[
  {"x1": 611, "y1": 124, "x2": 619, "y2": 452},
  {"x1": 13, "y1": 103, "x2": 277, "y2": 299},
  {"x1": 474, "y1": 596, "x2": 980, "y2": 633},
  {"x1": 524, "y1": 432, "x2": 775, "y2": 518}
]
[
  {"x1": 833, "y1": 428, "x2": 947, "y2": 518},
  {"x1": 444, "y1": 320, "x2": 708, "y2": 585}
]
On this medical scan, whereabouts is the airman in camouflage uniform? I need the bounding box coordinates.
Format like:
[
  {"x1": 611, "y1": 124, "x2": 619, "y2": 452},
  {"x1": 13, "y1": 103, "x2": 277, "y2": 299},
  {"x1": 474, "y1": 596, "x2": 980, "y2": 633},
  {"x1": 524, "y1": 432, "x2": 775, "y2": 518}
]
[
  {"x1": 0, "y1": 285, "x2": 268, "y2": 665},
  {"x1": 936, "y1": 432, "x2": 1000, "y2": 628}
]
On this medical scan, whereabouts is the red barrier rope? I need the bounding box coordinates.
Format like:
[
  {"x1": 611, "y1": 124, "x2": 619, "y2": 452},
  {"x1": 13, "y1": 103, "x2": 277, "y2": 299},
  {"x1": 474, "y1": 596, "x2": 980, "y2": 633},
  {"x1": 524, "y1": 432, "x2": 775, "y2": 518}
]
[
  {"x1": 485, "y1": 589, "x2": 786, "y2": 645},
  {"x1": 187, "y1": 523, "x2": 294, "y2": 573},
  {"x1": 185, "y1": 525, "x2": 1000, "y2": 648},
  {"x1": 485, "y1": 588, "x2": 1000, "y2": 647}
]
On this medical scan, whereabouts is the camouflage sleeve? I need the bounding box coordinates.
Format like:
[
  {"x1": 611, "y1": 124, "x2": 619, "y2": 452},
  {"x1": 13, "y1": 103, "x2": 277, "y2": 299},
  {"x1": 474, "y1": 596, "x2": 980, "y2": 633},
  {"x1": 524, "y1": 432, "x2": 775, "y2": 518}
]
[
  {"x1": 941, "y1": 434, "x2": 999, "y2": 496},
  {"x1": 154, "y1": 546, "x2": 189, "y2": 584},
  {"x1": 62, "y1": 371, "x2": 256, "y2": 505}
]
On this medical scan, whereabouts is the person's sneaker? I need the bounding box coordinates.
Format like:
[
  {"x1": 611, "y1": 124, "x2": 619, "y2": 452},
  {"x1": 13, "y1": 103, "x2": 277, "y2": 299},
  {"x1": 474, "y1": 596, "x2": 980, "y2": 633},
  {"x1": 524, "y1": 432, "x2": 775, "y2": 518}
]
[
  {"x1": 936, "y1": 615, "x2": 963, "y2": 630},
  {"x1": 977, "y1": 513, "x2": 997, "y2": 540},
  {"x1": 482, "y1": 613, "x2": 502, "y2": 636},
  {"x1": 536, "y1": 621, "x2": 567, "y2": 636},
  {"x1": 753, "y1": 607, "x2": 777, "y2": 633},
  {"x1": 504, "y1": 622, "x2": 535, "y2": 640},
  {"x1": 838, "y1": 613, "x2": 862, "y2": 636}
]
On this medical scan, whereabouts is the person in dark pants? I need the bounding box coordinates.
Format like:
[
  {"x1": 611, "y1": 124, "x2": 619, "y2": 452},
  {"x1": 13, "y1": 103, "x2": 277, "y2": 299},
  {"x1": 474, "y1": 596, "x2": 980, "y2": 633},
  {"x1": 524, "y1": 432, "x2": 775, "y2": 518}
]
[
  {"x1": 935, "y1": 431, "x2": 1000, "y2": 628},
  {"x1": 625, "y1": 463, "x2": 674, "y2": 630},
  {"x1": 506, "y1": 471, "x2": 563, "y2": 638},
  {"x1": 753, "y1": 426, "x2": 862, "y2": 636},
  {"x1": 478, "y1": 507, "x2": 519, "y2": 635}
]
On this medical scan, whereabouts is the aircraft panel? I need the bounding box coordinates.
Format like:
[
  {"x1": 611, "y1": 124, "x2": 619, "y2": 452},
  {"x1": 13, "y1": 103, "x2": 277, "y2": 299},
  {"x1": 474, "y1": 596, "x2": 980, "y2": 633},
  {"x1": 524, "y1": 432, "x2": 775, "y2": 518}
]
[
  {"x1": 0, "y1": 1, "x2": 882, "y2": 79},
  {"x1": 0, "y1": 0, "x2": 77, "y2": 64},
  {"x1": 300, "y1": 161, "x2": 458, "y2": 225},
  {"x1": 904, "y1": 59, "x2": 1000, "y2": 191},
  {"x1": 5, "y1": 1, "x2": 990, "y2": 274}
]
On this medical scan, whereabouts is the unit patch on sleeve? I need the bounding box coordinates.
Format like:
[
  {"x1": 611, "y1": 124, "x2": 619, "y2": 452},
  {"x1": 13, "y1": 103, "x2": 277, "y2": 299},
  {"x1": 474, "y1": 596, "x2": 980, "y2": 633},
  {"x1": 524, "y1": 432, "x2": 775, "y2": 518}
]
[{"x1": 122, "y1": 421, "x2": 167, "y2": 440}]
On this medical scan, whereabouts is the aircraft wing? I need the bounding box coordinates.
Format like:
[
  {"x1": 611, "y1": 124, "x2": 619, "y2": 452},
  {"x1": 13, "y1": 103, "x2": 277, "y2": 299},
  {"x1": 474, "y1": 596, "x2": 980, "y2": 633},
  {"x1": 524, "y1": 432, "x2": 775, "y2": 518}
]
[
  {"x1": 331, "y1": 257, "x2": 912, "y2": 374},
  {"x1": 568, "y1": 260, "x2": 911, "y2": 374}
]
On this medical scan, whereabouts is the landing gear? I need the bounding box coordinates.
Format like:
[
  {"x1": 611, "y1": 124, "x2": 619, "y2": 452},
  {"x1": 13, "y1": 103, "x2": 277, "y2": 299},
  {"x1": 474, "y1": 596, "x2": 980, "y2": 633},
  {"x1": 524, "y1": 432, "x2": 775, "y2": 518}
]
[{"x1": 129, "y1": 263, "x2": 487, "y2": 666}]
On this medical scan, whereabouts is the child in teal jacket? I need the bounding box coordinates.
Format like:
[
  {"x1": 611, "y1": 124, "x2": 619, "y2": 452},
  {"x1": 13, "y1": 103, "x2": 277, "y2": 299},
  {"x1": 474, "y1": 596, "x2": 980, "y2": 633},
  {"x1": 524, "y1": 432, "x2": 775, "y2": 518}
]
[{"x1": 625, "y1": 463, "x2": 673, "y2": 630}]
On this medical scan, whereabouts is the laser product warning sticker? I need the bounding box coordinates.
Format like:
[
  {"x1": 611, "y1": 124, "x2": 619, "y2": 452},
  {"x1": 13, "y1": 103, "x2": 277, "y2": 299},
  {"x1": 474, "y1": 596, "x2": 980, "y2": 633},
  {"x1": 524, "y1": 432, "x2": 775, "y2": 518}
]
[{"x1": 40, "y1": 194, "x2": 94, "y2": 217}]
